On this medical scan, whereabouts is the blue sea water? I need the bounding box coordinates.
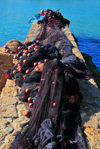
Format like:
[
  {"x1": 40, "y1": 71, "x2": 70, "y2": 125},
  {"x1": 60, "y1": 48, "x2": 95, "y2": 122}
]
[{"x1": 0, "y1": 0, "x2": 100, "y2": 71}]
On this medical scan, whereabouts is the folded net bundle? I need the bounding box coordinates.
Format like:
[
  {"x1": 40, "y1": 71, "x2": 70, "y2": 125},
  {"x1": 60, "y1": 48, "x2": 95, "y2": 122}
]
[{"x1": 5, "y1": 9, "x2": 92, "y2": 149}]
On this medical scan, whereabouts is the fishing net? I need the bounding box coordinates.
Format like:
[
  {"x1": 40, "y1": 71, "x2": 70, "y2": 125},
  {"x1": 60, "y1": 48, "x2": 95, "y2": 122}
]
[{"x1": 5, "y1": 9, "x2": 92, "y2": 149}]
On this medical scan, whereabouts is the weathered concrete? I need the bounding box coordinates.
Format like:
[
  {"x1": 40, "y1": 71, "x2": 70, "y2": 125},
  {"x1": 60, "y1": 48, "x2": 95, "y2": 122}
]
[{"x1": 0, "y1": 23, "x2": 100, "y2": 149}]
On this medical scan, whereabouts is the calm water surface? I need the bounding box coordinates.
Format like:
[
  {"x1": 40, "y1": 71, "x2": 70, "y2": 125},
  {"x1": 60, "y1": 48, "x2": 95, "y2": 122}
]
[{"x1": 0, "y1": 0, "x2": 100, "y2": 71}]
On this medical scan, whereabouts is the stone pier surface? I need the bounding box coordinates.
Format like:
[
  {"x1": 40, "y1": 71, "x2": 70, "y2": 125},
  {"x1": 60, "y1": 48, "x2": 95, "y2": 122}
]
[{"x1": 0, "y1": 23, "x2": 100, "y2": 149}]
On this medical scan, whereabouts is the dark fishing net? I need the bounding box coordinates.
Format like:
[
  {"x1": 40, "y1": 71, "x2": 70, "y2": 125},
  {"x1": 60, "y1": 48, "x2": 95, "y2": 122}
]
[
  {"x1": 17, "y1": 59, "x2": 82, "y2": 149},
  {"x1": 5, "y1": 9, "x2": 91, "y2": 149}
]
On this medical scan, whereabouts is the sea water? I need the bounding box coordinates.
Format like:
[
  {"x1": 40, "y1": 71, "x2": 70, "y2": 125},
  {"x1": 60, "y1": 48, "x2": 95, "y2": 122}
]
[{"x1": 0, "y1": 0, "x2": 100, "y2": 71}]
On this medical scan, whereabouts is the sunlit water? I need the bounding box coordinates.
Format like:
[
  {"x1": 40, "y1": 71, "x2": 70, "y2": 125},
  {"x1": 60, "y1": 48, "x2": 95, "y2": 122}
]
[{"x1": 0, "y1": 0, "x2": 100, "y2": 71}]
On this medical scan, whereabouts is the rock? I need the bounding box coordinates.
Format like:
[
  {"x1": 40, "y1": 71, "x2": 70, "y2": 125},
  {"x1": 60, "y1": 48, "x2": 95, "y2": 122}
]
[
  {"x1": 2, "y1": 39, "x2": 23, "y2": 53},
  {"x1": 0, "y1": 96, "x2": 18, "y2": 105},
  {"x1": 82, "y1": 53, "x2": 100, "y2": 89},
  {"x1": 84, "y1": 128, "x2": 100, "y2": 149},
  {"x1": 0, "y1": 51, "x2": 13, "y2": 90},
  {"x1": 1, "y1": 86, "x2": 18, "y2": 97},
  {"x1": 0, "y1": 142, "x2": 13, "y2": 149},
  {"x1": 0, "y1": 105, "x2": 18, "y2": 118}
]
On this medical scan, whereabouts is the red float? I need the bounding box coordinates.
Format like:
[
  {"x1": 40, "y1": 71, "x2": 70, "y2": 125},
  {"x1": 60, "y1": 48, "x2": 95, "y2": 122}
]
[
  {"x1": 25, "y1": 88, "x2": 30, "y2": 93},
  {"x1": 26, "y1": 69, "x2": 30, "y2": 74},
  {"x1": 29, "y1": 103, "x2": 33, "y2": 108},
  {"x1": 53, "y1": 102, "x2": 56, "y2": 107}
]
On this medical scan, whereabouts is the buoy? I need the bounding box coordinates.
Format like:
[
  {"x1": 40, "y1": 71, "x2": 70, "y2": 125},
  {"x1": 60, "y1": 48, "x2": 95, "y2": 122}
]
[
  {"x1": 17, "y1": 66, "x2": 21, "y2": 70},
  {"x1": 44, "y1": 59, "x2": 48, "y2": 63},
  {"x1": 36, "y1": 40, "x2": 39, "y2": 43},
  {"x1": 38, "y1": 61, "x2": 42, "y2": 65},
  {"x1": 25, "y1": 88, "x2": 30, "y2": 93},
  {"x1": 23, "y1": 53, "x2": 26, "y2": 56},
  {"x1": 33, "y1": 98, "x2": 36, "y2": 103},
  {"x1": 14, "y1": 55, "x2": 17, "y2": 59},
  {"x1": 31, "y1": 44, "x2": 34, "y2": 48},
  {"x1": 69, "y1": 96, "x2": 75, "y2": 103},
  {"x1": 52, "y1": 81, "x2": 55, "y2": 85},
  {"x1": 16, "y1": 61, "x2": 19, "y2": 65},
  {"x1": 34, "y1": 62, "x2": 37, "y2": 67},
  {"x1": 28, "y1": 47, "x2": 31, "y2": 51},
  {"x1": 18, "y1": 46, "x2": 21, "y2": 50},
  {"x1": 20, "y1": 56, "x2": 23, "y2": 59},
  {"x1": 24, "y1": 50, "x2": 28, "y2": 54},
  {"x1": 23, "y1": 59, "x2": 27, "y2": 64},
  {"x1": 34, "y1": 47, "x2": 38, "y2": 51},
  {"x1": 26, "y1": 69, "x2": 30, "y2": 74},
  {"x1": 29, "y1": 103, "x2": 33, "y2": 108},
  {"x1": 10, "y1": 51, "x2": 14, "y2": 54},
  {"x1": 16, "y1": 50, "x2": 18, "y2": 53},
  {"x1": 24, "y1": 111, "x2": 31, "y2": 118},
  {"x1": 23, "y1": 76, "x2": 26, "y2": 80},
  {"x1": 27, "y1": 53, "x2": 31, "y2": 57},
  {"x1": 71, "y1": 96, "x2": 75, "y2": 99},
  {"x1": 53, "y1": 102, "x2": 56, "y2": 107},
  {"x1": 19, "y1": 68, "x2": 22, "y2": 72},
  {"x1": 13, "y1": 70, "x2": 16, "y2": 75},
  {"x1": 6, "y1": 49, "x2": 9, "y2": 53},
  {"x1": 28, "y1": 97, "x2": 32, "y2": 103}
]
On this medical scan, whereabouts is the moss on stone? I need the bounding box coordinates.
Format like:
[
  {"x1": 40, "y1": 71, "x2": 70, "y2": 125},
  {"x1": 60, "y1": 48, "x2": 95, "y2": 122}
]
[{"x1": 82, "y1": 53, "x2": 100, "y2": 89}]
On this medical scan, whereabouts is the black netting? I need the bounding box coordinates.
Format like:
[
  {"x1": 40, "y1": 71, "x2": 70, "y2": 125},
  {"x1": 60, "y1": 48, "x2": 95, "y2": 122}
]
[{"x1": 6, "y1": 9, "x2": 90, "y2": 149}]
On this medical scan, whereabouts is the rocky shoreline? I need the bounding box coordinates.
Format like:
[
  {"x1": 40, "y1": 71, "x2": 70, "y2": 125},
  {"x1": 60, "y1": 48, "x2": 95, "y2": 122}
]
[{"x1": 0, "y1": 23, "x2": 100, "y2": 149}]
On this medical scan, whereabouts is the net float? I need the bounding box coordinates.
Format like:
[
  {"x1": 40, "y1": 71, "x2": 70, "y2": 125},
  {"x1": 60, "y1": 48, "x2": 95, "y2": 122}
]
[
  {"x1": 28, "y1": 46, "x2": 32, "y2": 51},
  {"x1": 53, "y1": 102, "x2": 56, "y2": 107},
  {"x1": 36, "y1": 40, "x2": 39, "y2": 43},
  {"x1": 24, "y1": 50, "x2": 28, "y2": 54},
  {"x1": 26, "y1": 69, "x2": 30, "y2": 74},
  {"x1": 44, "y1": 59, "x2": 48, "y2": 63},
  {"x1": 27, "y1": 53, "x2": 31, "y2": 57},
  {"x1": 29, "y1": 103, "x2": 33, "y2": 108},
  {"x1": 18, "y1": 46, "x2": 21, "y2": 50},
  {"x1": 38, "y1": 61, "x2": 42, "y2": 65},
  {"x1": 10, "y1": 51, "x2": 14, "y2": 54},
  {"x1": 28, "y1": 97, "x2": 32, "y2": 103},
  {"x1": 24, "y1": 111, "x2": 31, "y2": 118},
  {"x1": 33, "y1": 98, "x2": 36, "y2": 103},
  {"x1": 34, "y1": 47, "x2": 38, "y2": 51},
  {"x1": 19, "y1": 68, "x2": 22, "y2": 72},
  {"x1": 6, "y1": 49, "x2": 9, "y2": 53},
  {"x1": 20, "y1": 56, "x2": 23, "y2": 59},
  {"x1": 13, "y1": 70, "x2": 16, "y2": 75},
  {"x1": 23, "y1": 59, "x2": 27, "y2": 64},
  {"x1": 23, "y1": 53, "x2": 26, "y2": 56},
  {"x1": 25, "y1": 88, "x2": 30, "y2": 93},
  {"x1": 14, "y1": 55, "x2": 17, "y2": 59},
  {"x1": 34, "y1": 62, "x2": 37, "y2": 67}
]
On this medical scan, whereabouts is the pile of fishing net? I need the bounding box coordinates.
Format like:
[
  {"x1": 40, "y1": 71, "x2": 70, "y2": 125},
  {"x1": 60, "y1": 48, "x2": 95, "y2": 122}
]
[{"x1": 4, "y1": 9, "x2": 92, "y2": 149}]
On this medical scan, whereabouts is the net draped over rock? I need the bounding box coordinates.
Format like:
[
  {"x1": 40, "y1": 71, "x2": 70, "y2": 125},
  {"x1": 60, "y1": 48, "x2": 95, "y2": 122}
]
[{"x1": 6, "y1": 9, "x2": 92, "y2": 149}]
